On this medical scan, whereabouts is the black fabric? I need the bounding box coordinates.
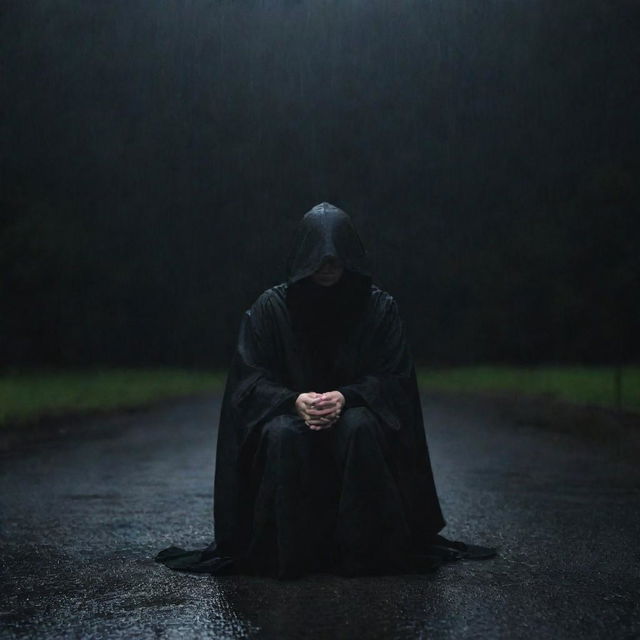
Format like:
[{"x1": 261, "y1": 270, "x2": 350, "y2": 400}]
[
  {"x1": 430, "y1": 535, "x2": 498, "y2": 560},
  {"x1": 285, "y1": 202, "x2": 371, "y2": 284},
  {"x1": 236, "y1": 407, "x2": 416, "y2": 578},
  {"x1": 155, "y1": 202, "x2": 446, "y2": 578},
  {"x1": 286, "y1": 270, "x2": 371, "y2": 392},
  {"x1": 337, "y1": 386, "x2": 364, "y2": 409}
]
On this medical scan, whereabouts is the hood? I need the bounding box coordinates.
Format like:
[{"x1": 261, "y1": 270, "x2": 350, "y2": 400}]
[{"x1": 286, "y1": 202, "x2": 371, "y2": 284}]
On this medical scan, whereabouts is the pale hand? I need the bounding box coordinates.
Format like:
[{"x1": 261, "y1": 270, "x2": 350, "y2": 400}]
[{"x1": 295, "y1": 391, "x2": 345, "y2": 431}]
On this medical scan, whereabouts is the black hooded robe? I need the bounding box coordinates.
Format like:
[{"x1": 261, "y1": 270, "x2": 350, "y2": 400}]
[{"x1": 155, "y1": 203, "x2": 446, "y2": 578}]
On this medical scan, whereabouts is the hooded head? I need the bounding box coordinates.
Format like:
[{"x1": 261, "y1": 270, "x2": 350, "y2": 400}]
[
  {"x1": 285, "y1": 202, "x2": 371, "y2": 337},
  {"x1": 286, "y1": 202, "x2": 370, "y2": 285}
]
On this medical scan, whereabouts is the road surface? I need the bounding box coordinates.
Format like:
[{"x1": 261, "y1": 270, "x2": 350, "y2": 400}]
[{"x1": 1, "y1": 394, "x2": 638, "y2": 639}]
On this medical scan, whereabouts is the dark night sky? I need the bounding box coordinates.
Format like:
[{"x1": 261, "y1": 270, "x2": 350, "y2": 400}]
[{"x1": 1, "y1": 0, "x2": 638, "y2": 367}]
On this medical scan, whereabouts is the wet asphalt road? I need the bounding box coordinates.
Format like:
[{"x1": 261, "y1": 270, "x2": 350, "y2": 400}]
[{"x1": 1, "y1": 394, "x2": 639, "y2": 639}]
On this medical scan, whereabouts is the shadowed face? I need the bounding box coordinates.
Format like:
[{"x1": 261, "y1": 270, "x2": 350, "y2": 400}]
[{"x1": 310, "y1": 257, "x2": 344, "y2": 287}]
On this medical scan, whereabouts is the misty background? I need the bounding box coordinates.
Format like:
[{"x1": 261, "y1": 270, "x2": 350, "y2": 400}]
[{"x1": 2, "y1": 0, "x2": 638, "y2": 368}]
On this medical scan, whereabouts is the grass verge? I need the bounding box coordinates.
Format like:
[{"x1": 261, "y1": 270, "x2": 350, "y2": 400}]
[
  {"x1": 2, "y1": 365, "x2": 638, "y2": 429},
  {"x1": 417, "y1": 365, "x2": 640, "y2": 413},
  {"x1": 0, "y1": 368, "x2": 226, "y2": 428}
]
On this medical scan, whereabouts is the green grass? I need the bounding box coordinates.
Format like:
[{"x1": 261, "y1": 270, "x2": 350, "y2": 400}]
[
  {"x1": 2, "y1": 365, "x2": 639, "y2": 428},
  {"x1": 417, "y1": 365, "x2": 640, "y2": 412},
  {"x1": 0, "y1": 368, "x2": 226, "y2": 427}
]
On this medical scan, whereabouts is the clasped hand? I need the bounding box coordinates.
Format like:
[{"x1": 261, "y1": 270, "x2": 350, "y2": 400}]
[{"x1": 295, "y1": 391, "x2": 345, "y2": 430}]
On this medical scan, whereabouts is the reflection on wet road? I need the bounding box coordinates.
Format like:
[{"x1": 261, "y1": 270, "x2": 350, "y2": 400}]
[{"x1": 1, "y1": 395, "x2": 638, "y2": 638}]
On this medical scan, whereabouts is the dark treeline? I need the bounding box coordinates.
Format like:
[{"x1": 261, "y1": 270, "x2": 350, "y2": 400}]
[{"x1": 1, "y1": 0, "x2": 638, "y2": 367}]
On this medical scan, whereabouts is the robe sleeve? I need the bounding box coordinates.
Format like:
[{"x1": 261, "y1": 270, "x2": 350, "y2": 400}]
[
  {"x1": 337, "y1": 386, "x2": 365, "y2": 408},
  {"x1": 336, "y1": 293, "x2": 415, "y2": 430},
  {"x1": 227, "y1": 296, "x2": 298, "y2": 442}
]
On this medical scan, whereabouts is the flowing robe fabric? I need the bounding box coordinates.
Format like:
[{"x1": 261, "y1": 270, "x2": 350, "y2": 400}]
[
  {"x1": 155, "y1": 202, "x2": 446, "y2": 578},
  {"x1": 156, "y1": 283, "x2": 446, "y2": 578}
]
